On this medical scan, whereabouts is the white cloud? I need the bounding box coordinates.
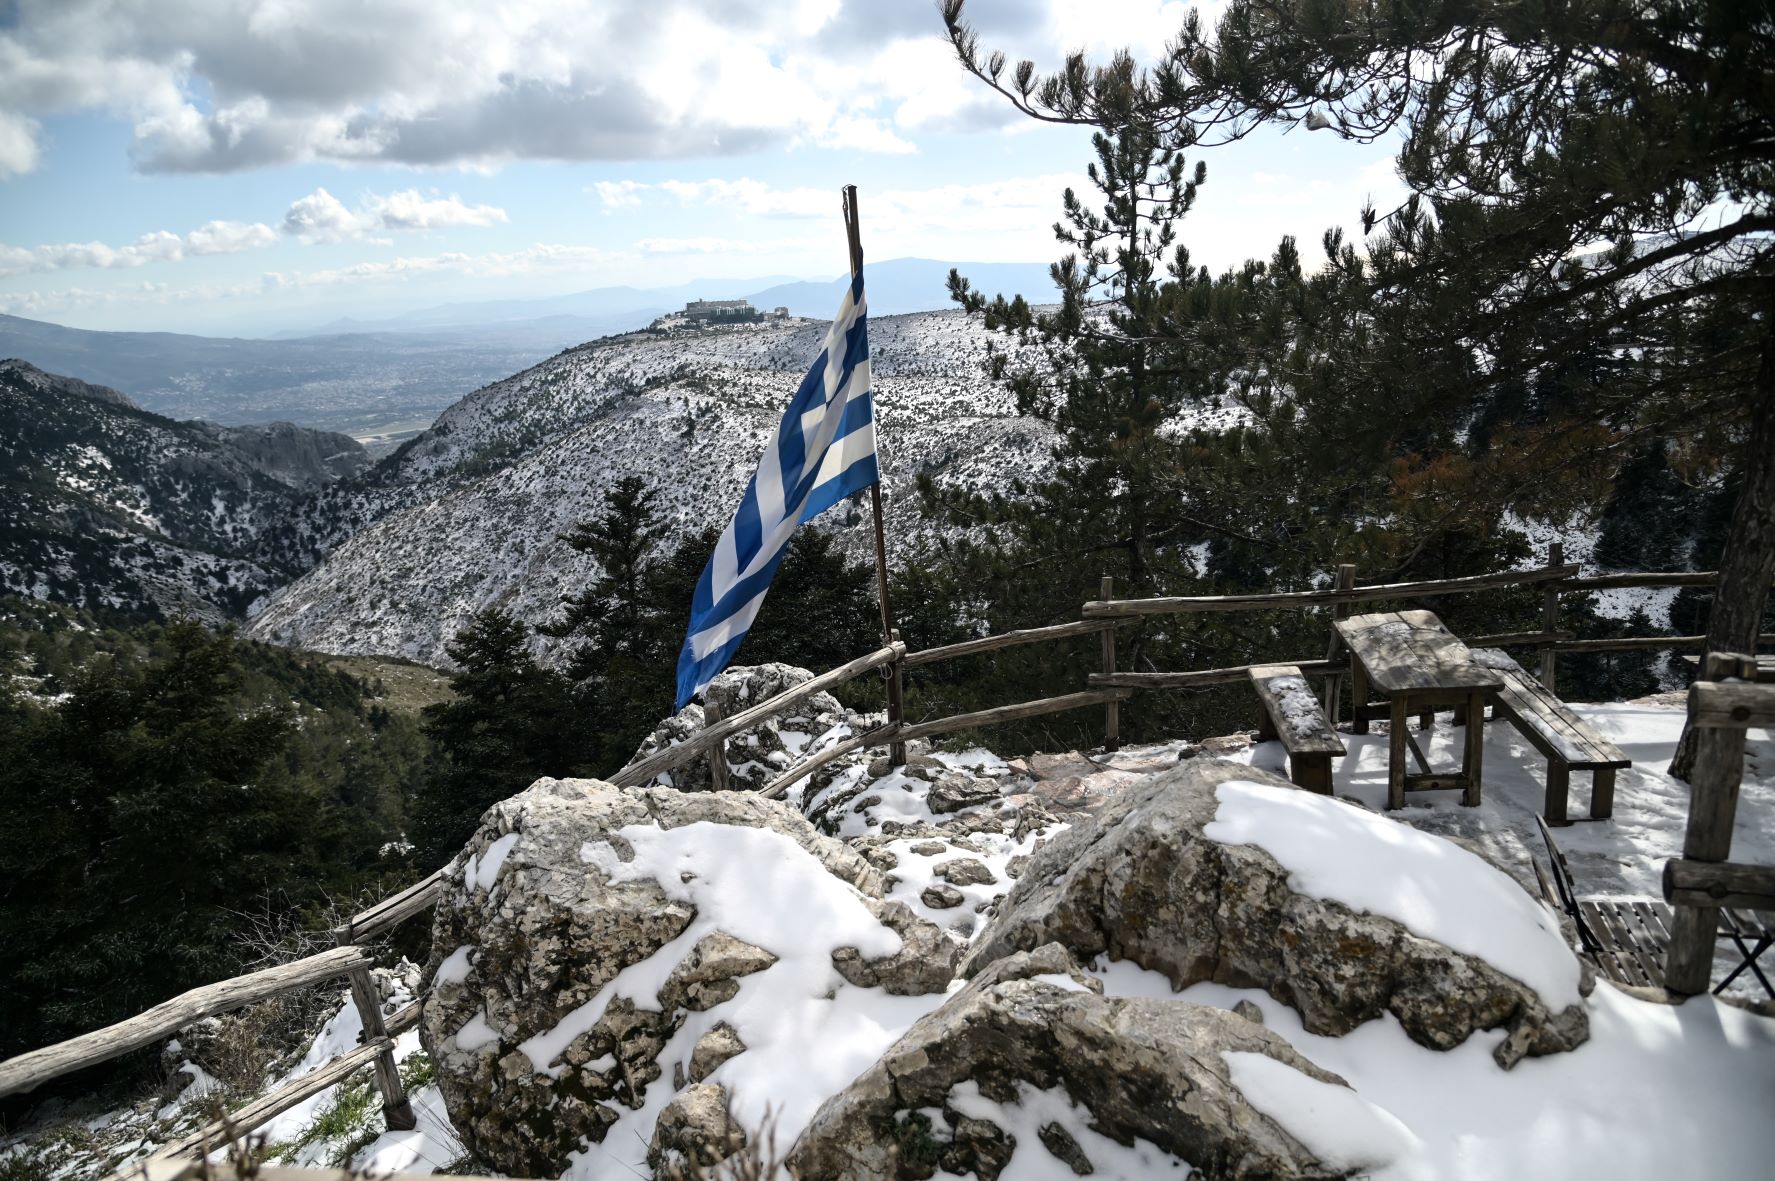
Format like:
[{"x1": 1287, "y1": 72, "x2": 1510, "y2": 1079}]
[
  {"x1": 282, "y1": 187, "x2": 509, "y2": 241},
  {"x1": 0, "y1": 112, "x2": 42, "y2": 177},
  {"x1": 637, "y1": 172, "x2": 1088, "y2": 240},
  {"x1": 656, "y1": 179, "x2": 832, "y2": 219},
  {"x1": 0, "y1": 219, "x2": 277, "y2": 276},
  {"x1": 0, "y1": 241, "x2": 625, "y2": 317},
  {"x1": 591, "y1": 180, "x2": 646, "y2": 209},
  {"x1": 0, "y1": 0, "x2": 1171, "y2": 173}
]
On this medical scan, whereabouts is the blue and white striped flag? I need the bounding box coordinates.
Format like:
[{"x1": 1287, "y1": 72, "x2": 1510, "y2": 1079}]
[{"x1": 674, "y1": 272, "x2": 880, "y2": 707}]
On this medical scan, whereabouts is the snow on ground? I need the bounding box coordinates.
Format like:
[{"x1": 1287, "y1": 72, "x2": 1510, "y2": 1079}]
[
  {"x1": 1085, "y1": 956, "x2": 1775, "y2": 1181},
  {"x1": 557, "y1": 822, "x2": 959, "y2": 1179}
]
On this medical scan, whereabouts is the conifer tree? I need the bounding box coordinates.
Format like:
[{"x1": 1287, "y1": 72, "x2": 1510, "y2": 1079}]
[
  {"x1": 415, "y1": 609, "x2": 584, "y2": 865},
  {"x1": 946, "y1": 52, "x2": 1204, "y2": 599},
  {"x1": 944, "y1": 0, "x2": 1775, "y2": 772}
]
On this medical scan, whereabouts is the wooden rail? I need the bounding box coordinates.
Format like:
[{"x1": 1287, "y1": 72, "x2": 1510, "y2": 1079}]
[
  {"x1": 903, "y1": 619, "x2": 1113, "y2": 667},
  {"x1": 332, "y1": 871, "x2": 444, "y2": 945},
  {"x1": 898, "y1": 689, "x2": 1131, "y2": 743},
  {"x1": 1662, "y1": 859, "x2": 1775, "y2": 911},
  {"x1": 1081, "y1": 564, "x2": 1579, "y2": 618},
  {"x1": 760, "y1": 723, "x2": 901, "y2": 800},
  {"x1": 1089, "y1": 659, "x2": 1337, "y2": 690},
  {"x1": 141, "y1": 1003, "x2": 419, "y2": 1168},
  {"x1": 0, "y1": 947, "x2": 371, "y2": 1098}
]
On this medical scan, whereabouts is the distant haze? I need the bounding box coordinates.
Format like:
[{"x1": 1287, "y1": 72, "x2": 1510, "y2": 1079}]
[{"x1": 0, "y1": 258, "x2": 1058, "y2": 439}]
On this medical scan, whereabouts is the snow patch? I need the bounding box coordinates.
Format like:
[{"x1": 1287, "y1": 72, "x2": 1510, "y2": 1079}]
[{"x1": 1222, "y1": 1050, "x2": 1418, "y2": 1171}]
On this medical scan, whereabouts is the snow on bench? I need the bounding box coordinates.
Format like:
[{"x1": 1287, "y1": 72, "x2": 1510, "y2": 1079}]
[
  {"x1": 1248, "y1": 663, "x2": 1345, "y2": 794},
  {"x1": 1470, "y1": 647, "x2": 1630, "y2": 824}
]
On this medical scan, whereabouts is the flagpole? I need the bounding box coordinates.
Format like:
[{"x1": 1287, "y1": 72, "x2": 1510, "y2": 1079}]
[{"x1": 843, "y1": 184, "x2": 908, "y2": 766}]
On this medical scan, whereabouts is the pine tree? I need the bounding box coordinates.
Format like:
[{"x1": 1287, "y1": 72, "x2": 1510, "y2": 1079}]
[
  {"x1": 415, "y1": 610, "x2": 584, "y2": 865},
  {"x1": 946, "y1": 53, "x2": 1205, "y2": 599},
  {"x1": 945, "y1": 0, "x2": 1775, "y2": 775}
]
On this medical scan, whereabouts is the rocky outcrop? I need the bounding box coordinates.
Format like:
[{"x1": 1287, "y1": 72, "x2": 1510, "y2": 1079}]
[
  {"x1": 961, "y1": 758, "x2": 1590, "y2": 1069},
  {"x1": 788, "y1": 944, "x2": 1390, "y2": 1180},
  {"x1": 419, "y1": 776, "x2": 955, "y2": 1178},
  {"x1": 208, "y1": 420, "x2": 371, "y2": 489},
  {"x1": 630, "y1": 663, "x2": 872, "y2": 794}
]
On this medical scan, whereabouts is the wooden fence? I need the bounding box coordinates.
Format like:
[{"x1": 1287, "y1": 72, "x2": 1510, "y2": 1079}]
[
  {"x1": 1662, "y1": 653, "x2": 1775, "y2": 994},
  {"x1": 2, "y1": 556, "x2": 1765, "y2": 1167}
]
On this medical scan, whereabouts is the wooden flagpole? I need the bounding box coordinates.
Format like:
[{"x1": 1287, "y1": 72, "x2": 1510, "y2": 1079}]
[{"x1": 843, "y1": 184, "x2": 907, "y2": 766}]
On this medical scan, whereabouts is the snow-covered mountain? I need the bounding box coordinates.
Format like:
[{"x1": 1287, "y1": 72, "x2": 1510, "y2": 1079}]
[
  {"x1": 249, "y1": 310, "x2": 1059, "y2": 666},
  {"x1": 0, "y1": 359, "x2": 368, "y2": 622}
]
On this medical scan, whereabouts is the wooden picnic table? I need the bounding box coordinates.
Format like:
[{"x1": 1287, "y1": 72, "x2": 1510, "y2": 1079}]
[{"x1": 1335, "y1": 609, "x2": 1502, "y2": 810}]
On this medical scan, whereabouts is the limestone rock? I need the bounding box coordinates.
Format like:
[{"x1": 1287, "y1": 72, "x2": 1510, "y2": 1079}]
[
  {"x1": 831, "y1": 901, "x2": 960, "y2": 995},
  {"x1": 927, "y1": 771, "x2": 1002, "y2": 814},
  {"x1": 789, "y1": 944, "x2": 1370, "y2": 1180},
  {"x1": 649, "y1": 1083, "x2": 746, "y2": 1172},
  {"x1": 921, "y1": 883, "x2": 965, "y2": 909},
  {"x1": 961, "y1": 758, "x2": 1590, "y2": 1069},
  {"x1": 418, "y1": 776, "x2": 946, "y2": 1177},
  {"x1": 660, "y1": 932, "x2": 777, "y2": 1012},
  {"x1": 936, "y1": 857, "x2": 997, "y2": 887},
  {"x1": 630, "y1": 663, "x2": 875, "y2": 794},
  {"x1": 688, "y1": 1024, "x2": 747, "y2": 1083}
]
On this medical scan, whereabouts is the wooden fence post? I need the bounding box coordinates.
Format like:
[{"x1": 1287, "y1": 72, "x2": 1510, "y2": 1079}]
[
  {"x1": 1663, "y1": 651, "x2": 1754, "y2": 995},
  {"x1": 887, "y1": 628, "x2": 908, "y2": 767},
  {"x1": 1539, "y1": 541, "x2": 1564, "y2": 690},
  {"x1": 704, "y1": 696, "x2": 731, "y2": 792},
  {"x1": 333, "y1": 930, "x2": 416, "y2": 1132},
  {"x1": 1101, "y1": 575, "x2": 1121, "y2": 752},
  {"x1": 1323, "y1": 563, "x2": 1356, "y2": 726}
]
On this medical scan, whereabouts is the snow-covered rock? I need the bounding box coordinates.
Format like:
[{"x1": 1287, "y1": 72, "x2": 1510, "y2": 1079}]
[
  {"x1": 630, "y1": 662, "x2": 863, "y2": 794},
  {"x1": 418, "y1": 775, "x2": 956, "y2": 1177},
  {"x1": 962, "y1": 758, "x2": 1592, "y2": 1069},
  {"x1": 789, "y1": 942, "x2": 1404, "y2": 1180}
]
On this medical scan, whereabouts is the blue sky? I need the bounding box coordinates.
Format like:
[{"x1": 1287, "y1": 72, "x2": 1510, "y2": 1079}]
[{"x1": 0, "y1": 0, "x2": 1402, "y2": 336}]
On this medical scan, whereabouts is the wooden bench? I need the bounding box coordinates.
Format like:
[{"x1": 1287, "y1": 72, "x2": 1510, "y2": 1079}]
[
  {"x1": 1249, "y1": 663, "x2": 1346, "y2": 793},
  {"x1": 1470, "y1": 648, "x2": 1630, "y2": 823}
]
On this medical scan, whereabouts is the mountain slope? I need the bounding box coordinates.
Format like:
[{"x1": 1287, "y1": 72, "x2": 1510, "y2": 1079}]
[
  {"x1": 249, "y1": 310, "x2": 1058, "y2": 665},
  {"x1": 0, "y1": 359, "x2": 366, "y2": 621}
]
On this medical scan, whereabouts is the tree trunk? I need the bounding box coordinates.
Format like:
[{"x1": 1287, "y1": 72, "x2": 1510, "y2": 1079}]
[{"x1": 1669, "y1": 312, "x2": 1775, "y2": 779}]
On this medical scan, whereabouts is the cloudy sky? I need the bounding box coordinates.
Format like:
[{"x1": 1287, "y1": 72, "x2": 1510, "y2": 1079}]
[{"x1": 0, "y1": 0, "x2": 1401, "y2": 335}]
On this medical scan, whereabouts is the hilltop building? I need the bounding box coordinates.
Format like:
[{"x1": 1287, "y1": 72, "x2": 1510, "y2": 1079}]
[
  {"x1": 650, "y1": 299, "x2": 792, "y2": 332},
  {"x1": 683, "y1": 299, "x2": 791, "y2": 324}
]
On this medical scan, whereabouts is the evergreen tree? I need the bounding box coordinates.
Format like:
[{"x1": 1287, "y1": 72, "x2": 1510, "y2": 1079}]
[
  {"x1": 1, "y1": 623, "x2": 307, "y2": 1053},
  {"x1": 414, "y1": 610, "x2": 585, "y2": 866},
  {"x1": 946, "y1": 54, "x2": 1205, "y2": 599},
  {"x1": 944, "y1": 0, "x2": 1775, "y2": 775}
]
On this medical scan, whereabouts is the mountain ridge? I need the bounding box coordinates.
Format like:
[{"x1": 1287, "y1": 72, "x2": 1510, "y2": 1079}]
[{"x1": 0, "y1": 359, "x2": 369, "y2": 622}]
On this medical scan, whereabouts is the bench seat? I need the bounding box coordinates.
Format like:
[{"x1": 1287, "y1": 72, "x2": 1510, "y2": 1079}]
[
  {"x1": 1471, "y1": 648, "x2": 1630, "y2": 822},
  {"x1": 1249, "y1": 663, "x2": 1345, "y2": 794}
]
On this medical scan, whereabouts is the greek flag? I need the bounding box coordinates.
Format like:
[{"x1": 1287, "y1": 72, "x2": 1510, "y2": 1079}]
[{"x1": 674, "y1": 272, "x2": 879, "y2": 707}]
